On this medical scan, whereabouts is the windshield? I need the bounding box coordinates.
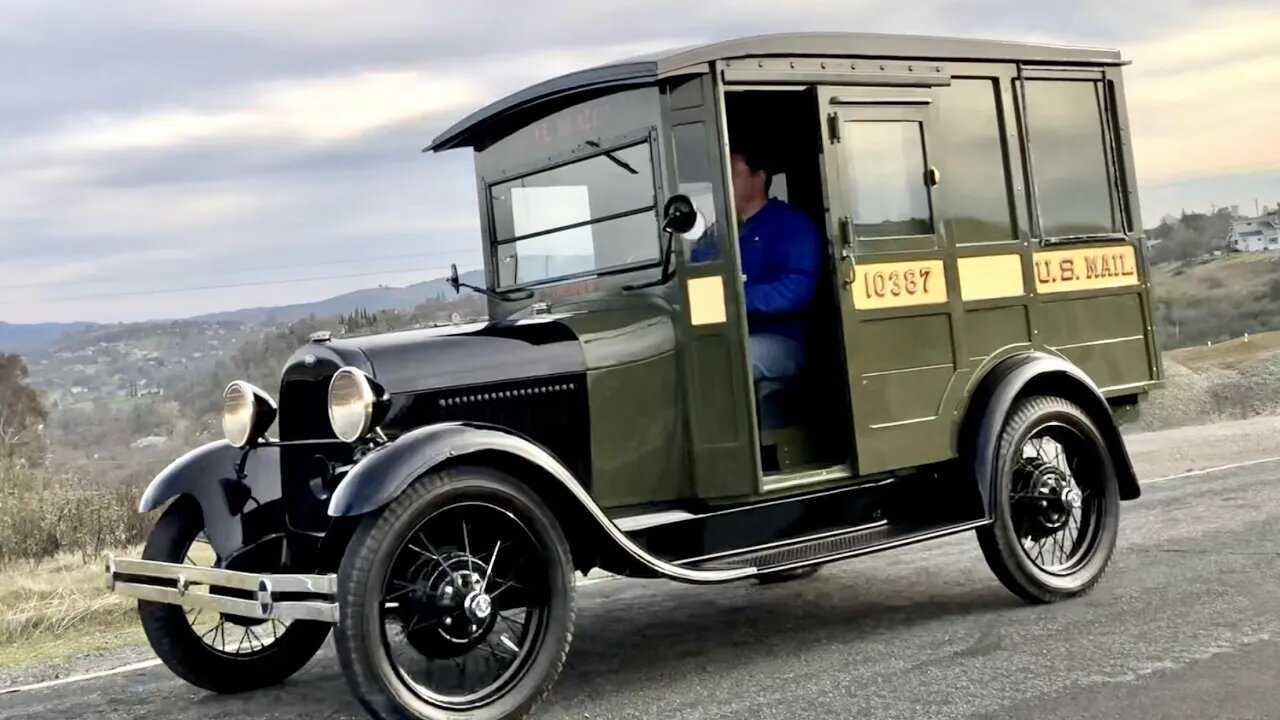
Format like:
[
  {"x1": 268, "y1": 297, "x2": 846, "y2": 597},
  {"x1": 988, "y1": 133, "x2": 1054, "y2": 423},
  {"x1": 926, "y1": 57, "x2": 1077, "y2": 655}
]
[{"x1": 489, "y1": 141, "x2": 659, "y2": 288}]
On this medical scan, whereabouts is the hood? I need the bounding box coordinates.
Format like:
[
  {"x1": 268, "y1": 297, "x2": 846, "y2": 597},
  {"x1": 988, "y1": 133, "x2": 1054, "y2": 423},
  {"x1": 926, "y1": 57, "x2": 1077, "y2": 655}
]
[{"x1": 320, "y1": 316, "x2": 585, "y2": 395}]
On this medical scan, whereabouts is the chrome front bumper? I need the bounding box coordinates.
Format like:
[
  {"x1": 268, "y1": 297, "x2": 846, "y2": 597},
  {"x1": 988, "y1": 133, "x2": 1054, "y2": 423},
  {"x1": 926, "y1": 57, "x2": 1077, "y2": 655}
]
[{"x1": 105, "y1": 555, "x2": 339, "y2": 623}]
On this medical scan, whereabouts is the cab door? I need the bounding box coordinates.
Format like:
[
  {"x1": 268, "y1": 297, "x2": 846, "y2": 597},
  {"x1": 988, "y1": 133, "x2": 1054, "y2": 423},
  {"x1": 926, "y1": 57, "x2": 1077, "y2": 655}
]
[{"x1": 818, "y1": 88, "x2": 965, "y2": 475}]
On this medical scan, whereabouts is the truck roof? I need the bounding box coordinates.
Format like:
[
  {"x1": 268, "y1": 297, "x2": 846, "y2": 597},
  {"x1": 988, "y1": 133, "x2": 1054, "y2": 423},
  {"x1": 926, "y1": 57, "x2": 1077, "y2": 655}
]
[{"x1": 425, "y1": 31, "x2": 1123, "y2": 152}]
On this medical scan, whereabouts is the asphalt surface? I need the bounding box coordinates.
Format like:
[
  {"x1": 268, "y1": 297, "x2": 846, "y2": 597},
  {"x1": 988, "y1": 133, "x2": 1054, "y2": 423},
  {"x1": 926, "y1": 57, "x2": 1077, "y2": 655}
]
[{"x1": 2, "y1": 460, "x2": 1279, "y2": 720}]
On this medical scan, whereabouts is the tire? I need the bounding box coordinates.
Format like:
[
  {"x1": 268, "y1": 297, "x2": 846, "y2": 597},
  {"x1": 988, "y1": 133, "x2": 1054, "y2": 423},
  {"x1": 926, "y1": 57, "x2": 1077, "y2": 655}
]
[
  {"x1": 755, "y1": 565, "x2": 821, "y2": 585},
  {"x1": 335, "y1": 465, "x2": 576, "y2": 720},
  {"x1": 138, "y1": 498, "x2": 333, "y2": 693},
  {"x1": 976, "y1": 395, "x2": 1121, "y2": 604}
]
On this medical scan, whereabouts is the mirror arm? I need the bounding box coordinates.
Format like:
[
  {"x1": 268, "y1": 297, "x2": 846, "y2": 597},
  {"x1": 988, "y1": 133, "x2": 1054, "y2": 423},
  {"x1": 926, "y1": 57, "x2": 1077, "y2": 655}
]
[
  {"x1": 623, "y1": 231, "x2": 677, "y2": 292},
  {"x1": 447, "y1": 262, "x2": 533, "y2": 301}
]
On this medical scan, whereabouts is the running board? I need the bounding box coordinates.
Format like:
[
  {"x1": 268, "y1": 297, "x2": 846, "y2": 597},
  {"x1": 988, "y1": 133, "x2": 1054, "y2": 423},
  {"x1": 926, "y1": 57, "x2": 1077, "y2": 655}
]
[{"x1": 682, "y1": 519, "x2": 989, "y2": 574}]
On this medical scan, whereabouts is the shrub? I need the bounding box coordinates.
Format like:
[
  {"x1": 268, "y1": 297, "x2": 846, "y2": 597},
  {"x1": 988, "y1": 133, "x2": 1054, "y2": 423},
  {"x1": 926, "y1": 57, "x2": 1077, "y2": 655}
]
[{"x1": 0, "y1": 460, "x2": 149, "y2": 569}]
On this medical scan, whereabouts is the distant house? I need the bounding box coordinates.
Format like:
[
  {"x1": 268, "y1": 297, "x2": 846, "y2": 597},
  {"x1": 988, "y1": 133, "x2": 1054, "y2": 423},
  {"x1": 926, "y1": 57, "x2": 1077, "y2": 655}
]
[{"x1": 1227, "y1": 215, "x2": 1280, "y2": 252}]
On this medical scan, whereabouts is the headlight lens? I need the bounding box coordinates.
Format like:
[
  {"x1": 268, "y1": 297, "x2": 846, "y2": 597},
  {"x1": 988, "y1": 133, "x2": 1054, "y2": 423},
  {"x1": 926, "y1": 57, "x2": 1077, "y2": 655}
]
[
  {"x1": 222, "y1": 381, "x2": 276, "y2": 448},
  {"x1": 329, "y1": 367, "x2": 377, "y2": 442}
]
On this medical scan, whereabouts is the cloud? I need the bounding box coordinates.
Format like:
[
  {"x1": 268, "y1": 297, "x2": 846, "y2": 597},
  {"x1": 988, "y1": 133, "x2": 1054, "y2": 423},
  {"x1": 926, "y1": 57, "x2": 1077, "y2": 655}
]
[
  {"x1": 36, "y1": 71, "x2": 483, "y2": 155},
  {"x1": 1125, "y1": 7, "x2": 1280, "y2": 182},
  {"x1": 1, "y1": 0, "x2": 1278, "y2": 324}
]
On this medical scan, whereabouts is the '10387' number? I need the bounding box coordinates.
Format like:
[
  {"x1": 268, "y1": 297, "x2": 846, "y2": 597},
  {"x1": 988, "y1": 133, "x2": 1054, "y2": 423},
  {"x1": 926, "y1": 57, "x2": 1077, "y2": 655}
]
[{"x1": 863, "y1": 266, "x2": 933, "y2": 298}]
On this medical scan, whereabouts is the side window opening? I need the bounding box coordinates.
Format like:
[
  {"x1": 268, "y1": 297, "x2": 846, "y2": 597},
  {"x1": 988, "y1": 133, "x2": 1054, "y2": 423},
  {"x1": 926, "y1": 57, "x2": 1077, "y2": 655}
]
[{"x1": 841, "y1": 120, "x2": 935, "y2": 239}]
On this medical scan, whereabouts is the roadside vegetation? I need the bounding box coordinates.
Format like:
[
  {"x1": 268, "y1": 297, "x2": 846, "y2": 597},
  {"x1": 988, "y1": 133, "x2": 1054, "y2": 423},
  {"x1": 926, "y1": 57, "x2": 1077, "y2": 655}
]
[{"x1": 0, "y1": 549, "x2": 141, "y2": 670}]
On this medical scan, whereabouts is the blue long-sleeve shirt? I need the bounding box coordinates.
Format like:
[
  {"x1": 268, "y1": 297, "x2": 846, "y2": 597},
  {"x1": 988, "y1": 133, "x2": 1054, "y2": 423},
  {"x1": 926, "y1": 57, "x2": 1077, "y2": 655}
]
[{"x1": 736, "y1": 199, "x2": 822, "y2": 343}]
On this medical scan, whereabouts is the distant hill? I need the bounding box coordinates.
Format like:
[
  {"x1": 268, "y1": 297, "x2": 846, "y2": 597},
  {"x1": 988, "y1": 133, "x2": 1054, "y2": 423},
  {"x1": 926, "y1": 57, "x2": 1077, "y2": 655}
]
[
  {"x1": 0, "y1": 270, "x2": 485, "y2": 353},
  {"x1": 189, "y1": 270, "x2": 483, "y2": 324},
  {"x1": 1151, "y1": 252, "x2": 1280, "y2": 348},
  {"x1": 0, "y1": 321, "x2": 101, "y2": 353}
]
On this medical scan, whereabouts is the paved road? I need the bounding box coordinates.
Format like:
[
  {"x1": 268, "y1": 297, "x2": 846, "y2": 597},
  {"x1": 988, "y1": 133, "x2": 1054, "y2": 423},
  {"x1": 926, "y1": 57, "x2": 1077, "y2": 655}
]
[{"x1": 2, "y1": 461, "x2": 1279, "y2": 719}]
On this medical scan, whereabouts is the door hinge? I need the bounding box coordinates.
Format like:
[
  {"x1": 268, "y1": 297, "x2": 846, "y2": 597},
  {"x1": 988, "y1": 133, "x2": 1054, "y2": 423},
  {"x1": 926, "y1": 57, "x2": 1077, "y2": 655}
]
[
  {"x1": 839, "y1": 215, "x2": 854, "y2": 247},
  {"x1": 827, "y1": 112, "x2": 841, "y2": 143}
]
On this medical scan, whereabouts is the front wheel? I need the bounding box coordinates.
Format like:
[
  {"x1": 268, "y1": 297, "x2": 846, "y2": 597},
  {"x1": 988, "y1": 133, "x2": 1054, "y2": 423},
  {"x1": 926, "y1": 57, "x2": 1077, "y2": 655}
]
[
  {"x1": 977, "y1": 395, "x2": 1121, "y2": 604},
  {"x1": 137, "y1": 498, "x2": 332, "y2": 693},
  {"x1": 335, "y1": 466, "x2": 576, "y2": 720}
]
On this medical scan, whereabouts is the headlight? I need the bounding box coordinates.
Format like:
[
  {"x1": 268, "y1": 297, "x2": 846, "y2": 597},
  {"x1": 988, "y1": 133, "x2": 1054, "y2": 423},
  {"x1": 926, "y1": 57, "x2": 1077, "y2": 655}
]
[
  {"x1": 328, "y1": 367, "x2": 379, "y2": 442},
  {"x1": 222, "y1": 381, "x2": 277, "y2": 448}
]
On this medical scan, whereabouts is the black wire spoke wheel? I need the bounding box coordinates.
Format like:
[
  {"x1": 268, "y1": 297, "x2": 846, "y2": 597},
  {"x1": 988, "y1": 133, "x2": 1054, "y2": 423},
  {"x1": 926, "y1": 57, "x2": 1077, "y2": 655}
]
[
  {"x1": 336, "y1": 466, "x2": 575, "y2": 720},
  {"x1": 1009, "y1": 428, "x2": 1101, "y2": 575},
  {"x1": 977, "y1": 395, "x2": 1120, "y2": 604},
  {"x1": 383, "y1": 502, "x2": 546, "y2": 708},
  {"x1": 137, "y1": 498, "x2": 332, "y2": 694}
]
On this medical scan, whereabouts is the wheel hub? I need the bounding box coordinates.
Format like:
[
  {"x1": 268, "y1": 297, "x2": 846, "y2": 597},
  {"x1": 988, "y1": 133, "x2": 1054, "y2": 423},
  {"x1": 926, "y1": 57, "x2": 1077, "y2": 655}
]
[
  {"x1": 1062, "y1": 486, "x2": 1083, "y2": 510},
  {"x1": 464, "y1": 591, "x2": 493, "y2": 621},
  {"x1": 1013, "y1": 461, "x2": 1077, "y2": 537},
  {"x1": 400, "y1": 555, "x2": 501, "y2": 655}
]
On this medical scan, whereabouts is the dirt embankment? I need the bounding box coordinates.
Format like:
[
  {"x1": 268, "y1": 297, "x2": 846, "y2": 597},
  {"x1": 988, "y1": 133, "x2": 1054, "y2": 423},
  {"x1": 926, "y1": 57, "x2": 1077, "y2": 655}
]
[{"x1": 1134, "y1": 332, "x2": 1280, "y2": 433}]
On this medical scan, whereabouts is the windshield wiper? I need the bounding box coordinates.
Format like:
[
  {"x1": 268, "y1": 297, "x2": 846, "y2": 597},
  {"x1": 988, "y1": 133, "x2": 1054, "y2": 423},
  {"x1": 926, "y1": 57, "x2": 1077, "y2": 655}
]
[
  {"x1": 584, "y1": 140, "x2": 638, "y2": 175},
  {"x1": 447, "y1": 263, "x2": 533, "y2": 301}
]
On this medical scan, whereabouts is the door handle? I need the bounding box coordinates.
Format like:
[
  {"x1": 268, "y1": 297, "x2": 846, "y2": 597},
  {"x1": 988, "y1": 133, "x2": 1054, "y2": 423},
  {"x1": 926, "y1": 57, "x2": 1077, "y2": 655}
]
[{"x1": 927, "y1": 166, "x2": 941, "y2": 187}]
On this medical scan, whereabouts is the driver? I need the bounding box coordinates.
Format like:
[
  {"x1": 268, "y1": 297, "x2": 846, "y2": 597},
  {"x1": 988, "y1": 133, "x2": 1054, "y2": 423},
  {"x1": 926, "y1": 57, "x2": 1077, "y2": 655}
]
[{"x1": 729, "y1": 148, "x2": 822, "y2": 382}]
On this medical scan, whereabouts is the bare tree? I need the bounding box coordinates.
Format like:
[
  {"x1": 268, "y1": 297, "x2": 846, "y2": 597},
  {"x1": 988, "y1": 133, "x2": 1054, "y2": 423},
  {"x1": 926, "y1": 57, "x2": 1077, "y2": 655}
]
[{"x1": 0, "y1": 353, "x2": 48, "y2": 465}]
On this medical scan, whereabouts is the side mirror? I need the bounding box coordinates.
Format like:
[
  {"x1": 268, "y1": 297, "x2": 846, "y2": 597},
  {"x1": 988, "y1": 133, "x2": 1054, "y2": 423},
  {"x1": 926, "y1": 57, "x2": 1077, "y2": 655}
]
[
  {"x1": 447, "y1": 263, "x2": 461, "y2": 294},
  {"x1": 661, "y1": 194, "x2": 706, "y2": 240}
]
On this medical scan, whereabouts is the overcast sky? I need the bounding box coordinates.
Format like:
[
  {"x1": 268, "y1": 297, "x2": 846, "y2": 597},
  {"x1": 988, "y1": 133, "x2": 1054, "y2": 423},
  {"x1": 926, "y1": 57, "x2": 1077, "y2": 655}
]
[{"x1": 2, "y1": 0, "x2": 1278, "y2": 324}]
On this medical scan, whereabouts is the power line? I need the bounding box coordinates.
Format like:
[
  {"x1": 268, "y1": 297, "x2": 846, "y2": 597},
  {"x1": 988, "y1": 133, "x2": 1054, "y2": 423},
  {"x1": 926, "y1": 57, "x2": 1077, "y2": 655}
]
[
  {"x1": 0, "y1": 265, "x2": 477, "y2": 306},
  {"x1": 0, "y1": 249, "x2": 474, "y2": 292}
]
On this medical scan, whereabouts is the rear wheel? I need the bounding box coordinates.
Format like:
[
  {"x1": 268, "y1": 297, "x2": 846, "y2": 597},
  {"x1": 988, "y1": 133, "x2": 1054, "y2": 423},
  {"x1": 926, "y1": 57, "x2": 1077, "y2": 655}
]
[
  {"x1": 977, "y1": 395, "x2": 1120, "y2": 603},
  {"x1": 335, "y1": 466, "x2": 575, "y2": 720},
  {"x1": 137, "y1": 498, "x2": 332, "y2": 693}
]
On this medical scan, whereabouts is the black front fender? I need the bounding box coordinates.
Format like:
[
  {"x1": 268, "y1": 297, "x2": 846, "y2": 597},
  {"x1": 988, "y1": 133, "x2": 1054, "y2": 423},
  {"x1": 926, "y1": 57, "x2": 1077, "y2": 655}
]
[
  {"x1": 139, "y1": 440, "x2": 285, "y2": 561},
  {"x1": 328, "y1": 423, "x2": 568, "y2": 517},
  {"x1": 326, "y1": 422, "x2": 754, "y2": 584},
  {"x1": 964, "y1": 352, "x2": 1141, "y2": 515}
]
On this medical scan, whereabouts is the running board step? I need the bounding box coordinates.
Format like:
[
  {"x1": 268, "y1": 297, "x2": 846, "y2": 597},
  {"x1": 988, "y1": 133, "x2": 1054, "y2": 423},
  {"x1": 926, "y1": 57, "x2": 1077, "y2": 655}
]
[{"x1": 684, "y1": 519, "x2": 988, "y2": 574}]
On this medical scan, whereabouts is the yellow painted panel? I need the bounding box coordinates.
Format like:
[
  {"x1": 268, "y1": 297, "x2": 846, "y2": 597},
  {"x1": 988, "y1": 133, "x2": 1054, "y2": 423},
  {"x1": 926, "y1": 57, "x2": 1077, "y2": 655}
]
[
  {"x1": 687, "y1": 275, "x2": 727, "y2": 326},
  {"x1": 958, "y1": 254, "x2": 1024, "y2": 301},
  {"x1": 852, "y1": 259, "x2": 948, "y2": 310},
  {"x1": 1033, "y1": 244, "x2": 1139, "y2": 294}
]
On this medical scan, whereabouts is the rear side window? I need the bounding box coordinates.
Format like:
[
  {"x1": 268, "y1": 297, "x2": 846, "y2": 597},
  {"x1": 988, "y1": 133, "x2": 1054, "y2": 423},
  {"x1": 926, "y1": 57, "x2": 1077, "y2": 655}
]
[
  {"x1": 935, "y1": 78, "x2": 1016, "y2": 245},
  {"x1": 1024, "y1": 80, "x2": 1119, "y2": 238}
]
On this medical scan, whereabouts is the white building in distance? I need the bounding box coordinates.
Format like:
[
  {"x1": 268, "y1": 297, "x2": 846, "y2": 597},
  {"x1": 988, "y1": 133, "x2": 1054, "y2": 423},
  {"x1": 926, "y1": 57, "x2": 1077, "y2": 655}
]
[{"x1": 1228, "y1": 215, "x2": 1280, "y2": 252}]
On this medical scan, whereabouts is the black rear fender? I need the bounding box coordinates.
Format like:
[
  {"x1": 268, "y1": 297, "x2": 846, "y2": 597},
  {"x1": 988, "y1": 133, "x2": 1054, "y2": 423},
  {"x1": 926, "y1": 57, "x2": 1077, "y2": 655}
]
[
  {"x1": 327, "y1": 422, "x2": 753, "y2": 584},
  {"x1": 138, "y1": 441, "x2": 286, "y2": 562},
  {"x1": 960, "y1": 352, "x2": 1141, "y2": 516}
]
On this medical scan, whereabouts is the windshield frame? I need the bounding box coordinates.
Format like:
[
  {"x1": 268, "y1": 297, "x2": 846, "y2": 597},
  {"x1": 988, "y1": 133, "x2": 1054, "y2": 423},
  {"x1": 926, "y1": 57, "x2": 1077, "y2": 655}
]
[{"x1": 484, "y1": 127, "x2": 663, "y2": 291}]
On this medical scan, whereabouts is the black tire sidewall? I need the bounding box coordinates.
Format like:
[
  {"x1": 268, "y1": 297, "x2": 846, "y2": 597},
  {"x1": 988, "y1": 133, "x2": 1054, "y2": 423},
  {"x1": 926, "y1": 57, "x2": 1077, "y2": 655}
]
[
  {"x1": 138, "y1": 498, "x2": 332, "y2": 693},
  {"x1": 982, "y1": 396, "x2": 1121, "y2": 601},
  {"x1": 336, "y1": 467, "x2": 575, "y2": 720}
]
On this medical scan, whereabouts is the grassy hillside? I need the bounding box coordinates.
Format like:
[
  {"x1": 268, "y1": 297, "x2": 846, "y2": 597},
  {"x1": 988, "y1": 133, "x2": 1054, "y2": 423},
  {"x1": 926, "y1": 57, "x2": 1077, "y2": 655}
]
[{"x1": 1152, "y1": 252, "x2": 1280, "y2": 349}]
